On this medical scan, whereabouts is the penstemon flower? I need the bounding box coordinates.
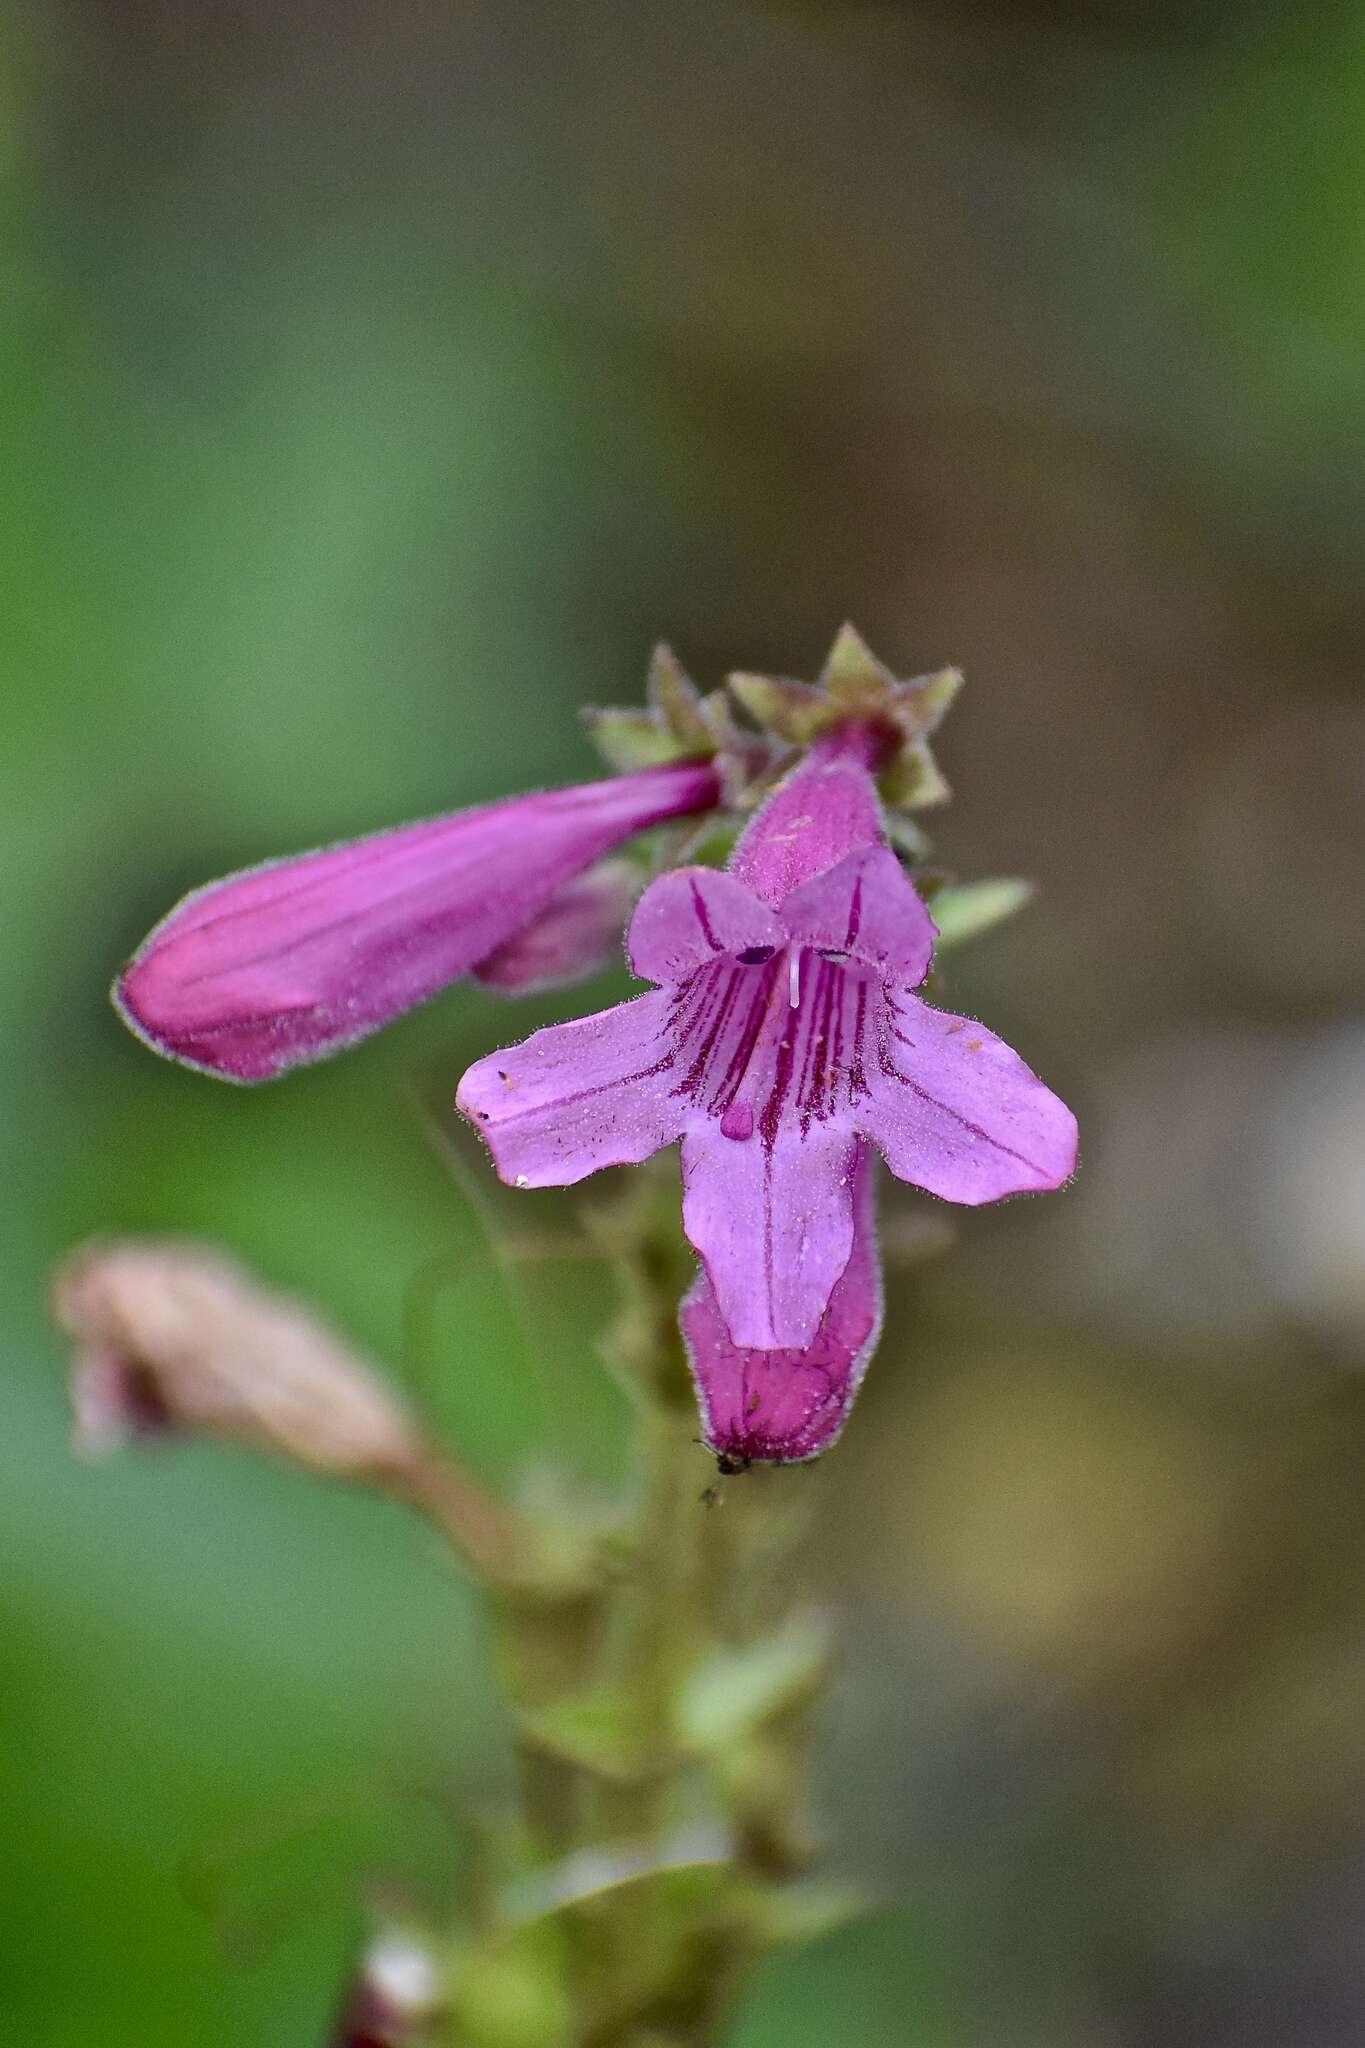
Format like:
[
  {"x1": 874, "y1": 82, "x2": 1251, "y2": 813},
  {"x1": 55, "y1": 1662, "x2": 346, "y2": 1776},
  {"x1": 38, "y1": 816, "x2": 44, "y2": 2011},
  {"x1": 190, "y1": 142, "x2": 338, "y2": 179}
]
[
  {"x1": 91, "y1": 628, "x2": 1083, "y2": 2042},
  {"x1": 114, "y1": 630, "x2": 1076, "y2": 1464},
  {"x1": 458, "y1": 729, "x2": 1076, "y2": 1463}
]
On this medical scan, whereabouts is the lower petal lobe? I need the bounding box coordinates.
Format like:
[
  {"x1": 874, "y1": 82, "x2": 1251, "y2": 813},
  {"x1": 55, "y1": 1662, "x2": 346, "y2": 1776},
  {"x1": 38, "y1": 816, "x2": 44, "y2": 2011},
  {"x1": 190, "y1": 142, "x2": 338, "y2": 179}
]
[
  {"x1": 458, "y1": 991, "x2": 685, "y2": 1187},
  {"x1": 858, "y1": 992, "x2": 1078, "y2": 1202},
  {"x1": 680, "y1": 1116, "x2": 859, "y2": 1350}
]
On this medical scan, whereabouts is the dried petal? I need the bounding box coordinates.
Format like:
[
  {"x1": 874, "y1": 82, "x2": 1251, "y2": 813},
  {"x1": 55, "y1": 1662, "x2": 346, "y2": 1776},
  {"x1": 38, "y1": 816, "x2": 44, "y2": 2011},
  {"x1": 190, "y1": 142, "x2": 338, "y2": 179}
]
[{"x1": 52, "y1": 1239, "x2": 424, "y2": 1479}]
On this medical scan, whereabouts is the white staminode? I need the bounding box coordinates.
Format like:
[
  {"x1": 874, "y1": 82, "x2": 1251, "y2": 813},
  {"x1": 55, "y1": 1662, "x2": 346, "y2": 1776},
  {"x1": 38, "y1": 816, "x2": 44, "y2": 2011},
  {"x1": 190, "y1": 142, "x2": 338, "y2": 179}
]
[{"x1": 789, "y1": 948, "x2": 802, "y2": 1009}]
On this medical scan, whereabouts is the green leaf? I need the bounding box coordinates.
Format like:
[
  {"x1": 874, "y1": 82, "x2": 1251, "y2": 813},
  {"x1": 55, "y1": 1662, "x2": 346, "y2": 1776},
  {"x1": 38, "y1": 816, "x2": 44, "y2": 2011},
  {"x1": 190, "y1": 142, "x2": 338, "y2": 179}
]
[
  {"x1": 448, "y1": 1923, "x2": 574, "y2": 2048},
  {"x1": 881, "y1": 809, "x2": 932, "y2": 861},
  {"x1": 677, "y1": 1618, "x2": 829, "y2": 1755},
  {"x1": 752, "y1": 1878, "x2": 874, "y2": 1950},
  {"x1": 517, "y1": 1690, "x2": 663, "y2": 1783},
  {"x1": 929, "y1": 877, "x2": 1036, "y2": 948},
  {"x1": 503, "y1": 1843, "x2": 733, "y2": 1926}
]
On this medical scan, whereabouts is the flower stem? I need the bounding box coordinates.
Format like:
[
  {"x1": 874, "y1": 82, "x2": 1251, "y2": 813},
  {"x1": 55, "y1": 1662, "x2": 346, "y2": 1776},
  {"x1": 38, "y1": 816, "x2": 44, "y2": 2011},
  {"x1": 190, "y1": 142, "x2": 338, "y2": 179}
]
[
  {"x1": 585, "y1": 1390, "x2": 704, "y2": 2037},
  {"x1": 396, "y1": 1447, "x2": 540, "y2": 1587},
  {"x1": 604, "y1": 1398, "x2": 701, "y2": 1837}
]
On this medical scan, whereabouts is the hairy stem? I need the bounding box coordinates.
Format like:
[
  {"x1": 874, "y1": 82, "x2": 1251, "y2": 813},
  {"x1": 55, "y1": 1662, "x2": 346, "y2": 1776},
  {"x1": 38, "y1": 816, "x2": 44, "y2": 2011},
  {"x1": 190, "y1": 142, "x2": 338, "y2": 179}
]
[{"x1": 585, "y1": 1394, "x2": 705, "y2": 2038}]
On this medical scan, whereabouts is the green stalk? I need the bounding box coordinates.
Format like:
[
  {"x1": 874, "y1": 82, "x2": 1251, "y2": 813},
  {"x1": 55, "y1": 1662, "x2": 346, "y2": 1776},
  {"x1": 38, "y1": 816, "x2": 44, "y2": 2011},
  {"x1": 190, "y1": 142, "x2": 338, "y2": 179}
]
[{"x1": 585, "y1": 1395, "x2": 704, "y2": 2037}]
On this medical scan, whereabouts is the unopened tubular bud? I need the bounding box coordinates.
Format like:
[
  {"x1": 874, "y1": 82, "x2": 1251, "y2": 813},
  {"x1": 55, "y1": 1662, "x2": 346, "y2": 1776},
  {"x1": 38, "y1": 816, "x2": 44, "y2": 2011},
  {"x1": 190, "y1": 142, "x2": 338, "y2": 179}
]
[{"x1": 114, "y1": 759, "x2": 721, "y2": 1081}]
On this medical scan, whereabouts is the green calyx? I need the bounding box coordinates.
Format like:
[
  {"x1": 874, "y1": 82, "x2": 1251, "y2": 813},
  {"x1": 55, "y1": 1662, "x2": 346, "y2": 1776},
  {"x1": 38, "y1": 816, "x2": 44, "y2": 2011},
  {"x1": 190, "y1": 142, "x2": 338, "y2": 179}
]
[
  {"x1": 584, "y1": 645, "x2": 734, "y2": 773},
  {"x1": 585, "y1": 630, "x2": 1037, "y2": 963},
  {"x1": 585, "y1": 628, "x2": 962, "y2": 825},
  {"x1": 728, "y1": 623, "x2": 962, "y2": 812}
]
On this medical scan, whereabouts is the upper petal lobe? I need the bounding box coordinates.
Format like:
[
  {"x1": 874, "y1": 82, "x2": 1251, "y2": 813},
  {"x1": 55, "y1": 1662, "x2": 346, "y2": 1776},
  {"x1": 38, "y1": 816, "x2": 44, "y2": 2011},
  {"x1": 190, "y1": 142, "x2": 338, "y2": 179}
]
[
  {"x1": 781, "y1": 844, "x2": 936, "y2": 984},
  {"x1": 627, "y1": 867, "x2": 782, "y2": 984},
  {"x1": 728, "y1": 760, "x2": 884, "y2": 904}
]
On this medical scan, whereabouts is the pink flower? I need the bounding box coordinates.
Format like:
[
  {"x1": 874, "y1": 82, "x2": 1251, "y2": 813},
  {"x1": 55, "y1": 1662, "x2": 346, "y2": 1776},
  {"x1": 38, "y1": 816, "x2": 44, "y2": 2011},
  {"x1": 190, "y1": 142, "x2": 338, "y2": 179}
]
[
  {"x1": 458, "y1": 742, "x2": 1077, "y2": 1462},
  {"x1": 114, "y1": 759, "x2": 721, "y2": 1081}
]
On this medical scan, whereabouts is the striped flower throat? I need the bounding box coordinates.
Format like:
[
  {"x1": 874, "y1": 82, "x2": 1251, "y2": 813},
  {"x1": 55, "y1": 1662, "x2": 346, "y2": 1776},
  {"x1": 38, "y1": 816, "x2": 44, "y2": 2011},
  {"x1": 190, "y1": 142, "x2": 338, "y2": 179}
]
[{"x1": 663, "y1": 936, "x2": 877, "y2": 1150}]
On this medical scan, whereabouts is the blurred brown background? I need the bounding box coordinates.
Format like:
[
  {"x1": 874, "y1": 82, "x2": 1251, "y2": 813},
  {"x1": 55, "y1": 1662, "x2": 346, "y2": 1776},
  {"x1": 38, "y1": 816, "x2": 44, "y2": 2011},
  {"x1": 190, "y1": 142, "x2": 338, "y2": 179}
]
[{"x1": 5, "y1": 2, "x2": 1365, "y2": 2041}]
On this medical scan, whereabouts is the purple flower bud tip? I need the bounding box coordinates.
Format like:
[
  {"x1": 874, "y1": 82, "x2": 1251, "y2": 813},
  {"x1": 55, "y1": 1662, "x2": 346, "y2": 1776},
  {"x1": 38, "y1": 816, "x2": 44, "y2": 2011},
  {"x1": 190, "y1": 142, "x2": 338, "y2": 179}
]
[
  {"x1": 459, "y1": 747, "x2": 1076, "y2": 1453},
  {"x1": 115, "y1": 759, "x2": 720, "y2": 1081}
]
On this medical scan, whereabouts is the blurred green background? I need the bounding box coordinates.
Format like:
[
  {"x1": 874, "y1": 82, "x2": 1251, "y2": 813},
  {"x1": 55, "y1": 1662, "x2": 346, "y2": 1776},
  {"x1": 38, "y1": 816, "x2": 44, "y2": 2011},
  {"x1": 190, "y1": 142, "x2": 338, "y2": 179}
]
[{"x1": 7, "y1": 2, "x2": 1365, "y2": 2041}]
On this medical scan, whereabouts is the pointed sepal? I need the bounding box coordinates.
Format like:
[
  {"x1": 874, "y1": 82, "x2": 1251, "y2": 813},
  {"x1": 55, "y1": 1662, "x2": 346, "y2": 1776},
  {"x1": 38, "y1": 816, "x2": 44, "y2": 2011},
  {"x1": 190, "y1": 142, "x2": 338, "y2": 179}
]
[
  {"x1": 647, "y1": 643, "x2": 715, "y2": 752},
  {"x1": 584, "y1": 645, "x2": 725, "y2": 772},
  {"x1": 819, "y1": 622, "x2": 897, "y2": 717},
  {"x1": 581, "y1": 707, "x2": 691, "y2": 772},
  {"x1": 725, "y1": 671, "x2": 826, "y2": 745},
  {"x1": 878, "y1": 736, "x2": 951, "y2": 810},
  {"x1": 727, "y1": 628, "x2": 963, "y2": 813}
]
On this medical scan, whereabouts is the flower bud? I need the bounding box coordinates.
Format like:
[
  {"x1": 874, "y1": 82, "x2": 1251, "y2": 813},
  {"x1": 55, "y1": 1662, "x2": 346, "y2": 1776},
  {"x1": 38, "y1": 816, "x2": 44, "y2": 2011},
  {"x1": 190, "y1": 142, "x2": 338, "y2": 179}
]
[
  {"x1": 114, "y1": 758, "x2": 721, "y2": 1081},
  {"x1": 52, "y1": 1238, "x2": 425, "y2": 1481}
]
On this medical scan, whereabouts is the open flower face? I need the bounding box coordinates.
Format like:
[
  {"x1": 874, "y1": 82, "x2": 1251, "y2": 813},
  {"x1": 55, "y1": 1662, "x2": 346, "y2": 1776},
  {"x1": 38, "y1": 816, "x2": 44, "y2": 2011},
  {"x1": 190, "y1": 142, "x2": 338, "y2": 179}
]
[{"x1": 459, "y1": 750, "x2": 1077, "y2": 1458}]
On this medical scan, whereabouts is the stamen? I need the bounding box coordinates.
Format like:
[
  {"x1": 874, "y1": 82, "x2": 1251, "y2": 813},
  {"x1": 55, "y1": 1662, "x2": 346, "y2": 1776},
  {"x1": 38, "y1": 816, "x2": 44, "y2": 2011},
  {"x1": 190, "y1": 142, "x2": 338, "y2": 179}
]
[{"x1": 789, "y1": 948, "x2": 802, "y2": 1009}]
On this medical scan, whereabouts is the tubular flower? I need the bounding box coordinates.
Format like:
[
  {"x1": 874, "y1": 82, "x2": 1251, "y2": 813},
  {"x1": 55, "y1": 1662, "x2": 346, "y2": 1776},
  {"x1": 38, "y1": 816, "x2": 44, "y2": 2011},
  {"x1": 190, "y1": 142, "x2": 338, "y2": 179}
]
[
  {"x1": 114, "y1": 757, "x2": 722, "y2": 1082},
  {"x1": 113, "y1": 627, "x2": 1077, "y2": 1466},
  {"x1": 458, "y1": 739, "x2": 1077, "y2": 1461}
]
